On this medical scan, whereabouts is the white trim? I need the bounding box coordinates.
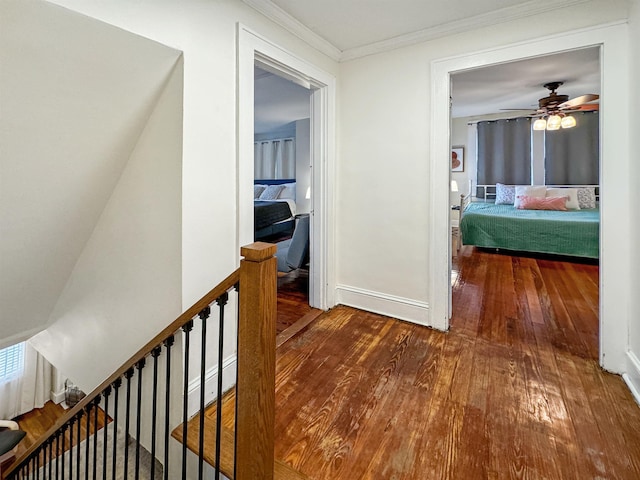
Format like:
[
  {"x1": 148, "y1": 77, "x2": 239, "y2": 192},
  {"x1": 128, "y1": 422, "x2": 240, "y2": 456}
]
[
  {"x1": 430, "y1": 22, "x2": 630, "y2": 373},
  {"x1": 187, "y1": 355, "x2": 237, "y2": 418},
  {"x1": 624, "y1": 351, "x2": 640, "y2": 407},
  {"x1": 51, "y1": 388, "x2": 66, "y2": 405},
  {"x1": 241, "y1": 0, "x2": 341, "y2": 61},
  {"x1": 242, "y1": 0, "x2": 590, "y2": 63},
  {"x1": 336, "y1": 285, "x2": 430, "y2": 326},
  {"x1": 237, "y1": 23, "x2": 337, "y2": 310},
  {"x1": 340, "y1": 0, "x2": 588, "y2": 61}
]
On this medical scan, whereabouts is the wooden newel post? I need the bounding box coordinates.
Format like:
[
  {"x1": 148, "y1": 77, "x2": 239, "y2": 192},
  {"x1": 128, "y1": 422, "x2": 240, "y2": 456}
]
[{"x1": 236, "y1": 242, "x2": 277, "y2": 480}]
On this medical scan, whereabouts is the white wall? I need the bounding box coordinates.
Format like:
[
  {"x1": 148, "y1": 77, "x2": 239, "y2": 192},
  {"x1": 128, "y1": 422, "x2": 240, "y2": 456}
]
[
  {"x1": 336, "y1": 0, "x2": 629, "y2": 326},
  {"x1": 42, "y1": 0, "x2": 339, "y2": 393},
  {"x1": 0, "y1": 1, "x2": 183, "y2": 351},
  {"x1": 625, "y1": 0, "x2": 640, "y2": 400}
]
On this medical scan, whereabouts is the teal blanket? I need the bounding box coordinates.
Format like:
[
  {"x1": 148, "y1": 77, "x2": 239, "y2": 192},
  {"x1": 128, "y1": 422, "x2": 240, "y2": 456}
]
[{"x1": 460, "y1": 202, "x2": 600, "y2": 258}]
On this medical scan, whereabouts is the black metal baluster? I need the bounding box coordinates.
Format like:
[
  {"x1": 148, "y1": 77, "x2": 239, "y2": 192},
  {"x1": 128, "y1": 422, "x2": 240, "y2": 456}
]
[
  {"x1": 163, "y1": 336, "x2": 174, "y2": 480},
  {"x1": 134, "y1": 359, "x2": 145, "y2": 480},
  {"x1": 198, "y1": 306, "x2": 211, "y2": 480},
  {"x1": 181, "y1": 320, "x2": 193, "y2": 480},
  {"x1": 92, "y1": 397, "x2": 100, "y2": 480},
  {"x1": 214, "y1": 293, "x2": 229, "y2": 480},
  {"x1": 36, "y1": 449, "x2": 40, "y2": 480},
  {"x1": 123, "y1": 368, "x2": 134, "y2": 480},
  {"x1": 55, "y1": 432, "x2": 60, "y2": 480},
  {"x1": 69, "y1": 418, "x2": 74, "y2": 480},
  {"x1": 61, "y1": 424, "x2": 67, "y2": 480},
  {"x1": 102, "y1": 387, "x2": 111, "y2": 480},
  {"x1": 76, "y1": 412, "x2": 82, "y2": 480},
  {"x1": 48, "y1": 438, "x2": 52, "y2": 480},
  {"x1": 85, "y1": 405, "x2": 92, "y2": 480},
  {"x1": 111, "y1": 379, "x2": 121, "y2": 480},
  {"x1": 150, "y1": 347, "x2": 161, "y2": 480}
]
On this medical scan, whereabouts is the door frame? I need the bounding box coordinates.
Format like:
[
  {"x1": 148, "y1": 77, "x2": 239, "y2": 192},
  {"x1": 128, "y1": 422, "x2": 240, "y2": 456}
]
[
  {"x1": 430, "y1": 22, "x2": 630, "y2": 373},
  {"x1": 237, "y1": 24, "x2": 336, "y2": 310}
]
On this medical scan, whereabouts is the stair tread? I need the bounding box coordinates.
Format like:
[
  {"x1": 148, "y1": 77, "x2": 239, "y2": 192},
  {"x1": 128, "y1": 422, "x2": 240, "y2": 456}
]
[{"x1": 171, "y1": 392, "x2": 307, "y2": 480}]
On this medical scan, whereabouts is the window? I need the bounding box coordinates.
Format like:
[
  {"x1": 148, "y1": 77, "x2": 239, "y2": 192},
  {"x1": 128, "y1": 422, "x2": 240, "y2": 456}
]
[{"x1": 0, "y1": 342, "x2": 25, "y2": 383}]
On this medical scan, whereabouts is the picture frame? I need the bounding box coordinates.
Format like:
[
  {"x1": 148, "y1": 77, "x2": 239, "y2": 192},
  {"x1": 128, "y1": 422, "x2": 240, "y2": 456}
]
[{"x1": 451, "y1": 147, "x2": 464, "y2": 172}]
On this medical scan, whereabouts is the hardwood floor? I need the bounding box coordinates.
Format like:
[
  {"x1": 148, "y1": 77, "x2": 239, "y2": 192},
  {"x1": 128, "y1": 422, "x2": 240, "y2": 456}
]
[
  {"x1": 277, "y1": 269, "x2": 312, "y2": 334},
  {"x1": 267, "y1": 247, "x2": 640, "y2": 479},
  {"x1": 9, "y1": 401, "x2": 109, "y2": 464}
]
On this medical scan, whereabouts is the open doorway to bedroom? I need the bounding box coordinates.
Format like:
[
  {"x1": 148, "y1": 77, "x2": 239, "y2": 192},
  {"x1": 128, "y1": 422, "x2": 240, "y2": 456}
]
[
  {"x1": 448, "y1": 46, "x2": 601, "y2": 361},
  {"x1": 253, "y1": 64, "x2": 320, "y2": 336}
]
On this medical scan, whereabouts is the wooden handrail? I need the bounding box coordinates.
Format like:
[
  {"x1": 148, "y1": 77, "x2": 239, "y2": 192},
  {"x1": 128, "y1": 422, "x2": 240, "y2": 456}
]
[{"x1": 4, "y1": 264, "x2": 242, "y2": 478}]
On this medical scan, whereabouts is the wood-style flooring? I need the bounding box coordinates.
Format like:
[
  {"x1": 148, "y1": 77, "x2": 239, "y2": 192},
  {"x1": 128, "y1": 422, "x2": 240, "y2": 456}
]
[
  {"x1": 268, "y1": 246, "x2": 640, "y2": 479},
  {"x1": 277, "y1": 269, "x2": 312, "y2": 334},
  {"x1": 8, "y1": 401, "x2": 109, "y2": 465}
]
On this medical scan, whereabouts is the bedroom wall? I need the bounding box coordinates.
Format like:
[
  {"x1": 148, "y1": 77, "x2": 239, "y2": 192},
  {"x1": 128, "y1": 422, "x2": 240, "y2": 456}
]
[
  {"x1": 336, "y1": 0, "x2": 629, "y2": 333},
  {"x1": 625, "y1": 0, "x2": 640, "y2": 401},
  {"x1": 296, "y1": 118, "x2": 312, "y2": 214},
  {"x1": 42, "y1": 0, "x2": 338, "y2": 398},
  {"x1": 0, "y1": 0, "x2": 183, "y2": 375}
]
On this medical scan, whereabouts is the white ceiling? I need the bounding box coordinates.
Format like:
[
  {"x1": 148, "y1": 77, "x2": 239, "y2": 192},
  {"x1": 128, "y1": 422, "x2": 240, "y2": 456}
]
[
  {"x1": 248, "y1": 1, "x2": 600, "y2": 124},
  {"x1": 254, "y1": 67, "x2": 310, "y2": 134},
  {"x1": 452, "y1": 46, "x2": 601, "y2": 118}
]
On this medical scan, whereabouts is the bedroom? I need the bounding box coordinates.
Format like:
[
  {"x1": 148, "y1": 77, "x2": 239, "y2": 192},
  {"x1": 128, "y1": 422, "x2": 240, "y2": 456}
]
[
  {"x1": 254, "y1": 65, "x2": 316, "y2": 332},
  {"x1": 449, "y1": 46, "x2": 601, "y2": 353}
]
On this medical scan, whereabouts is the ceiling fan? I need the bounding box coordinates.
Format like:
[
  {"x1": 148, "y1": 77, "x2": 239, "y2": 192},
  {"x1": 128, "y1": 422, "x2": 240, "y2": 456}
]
[{"x1": 507, "y1": 81, "x2": 599, "y2": 130}]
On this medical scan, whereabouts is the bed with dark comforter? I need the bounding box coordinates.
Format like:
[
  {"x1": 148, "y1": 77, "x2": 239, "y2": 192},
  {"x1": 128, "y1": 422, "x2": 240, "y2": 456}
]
[{"x1": 254, "y1": 201, "x2": 293, "y2": 240}]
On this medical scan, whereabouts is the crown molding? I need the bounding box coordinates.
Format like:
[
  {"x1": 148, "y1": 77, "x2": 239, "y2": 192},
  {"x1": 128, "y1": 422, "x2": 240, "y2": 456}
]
[
  {"x1": 242, "y1": 0, "x2": 342, "y2": 61},
  {"x1": 340, "y1": 0, "x2": 590, "y2": 61}
]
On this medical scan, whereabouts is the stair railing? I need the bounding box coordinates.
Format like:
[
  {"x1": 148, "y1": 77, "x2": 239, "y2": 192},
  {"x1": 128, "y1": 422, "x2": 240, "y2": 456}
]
[{"x1": 3, "y1": 243, "x2": 277, "y2": 480}]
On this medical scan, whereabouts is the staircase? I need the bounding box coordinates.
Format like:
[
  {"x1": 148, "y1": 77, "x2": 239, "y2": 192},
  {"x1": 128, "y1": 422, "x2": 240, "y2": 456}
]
[{"x1": 3, "y1": 243, "x2": 306, "y2": 480}]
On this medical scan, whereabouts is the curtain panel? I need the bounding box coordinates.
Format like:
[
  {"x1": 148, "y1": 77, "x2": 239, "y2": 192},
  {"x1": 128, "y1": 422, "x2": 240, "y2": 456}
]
[
  {"x1": 254, "y1": 138, "x2": 295, "y2": 180},
  {"x1": 545, "y1": 111, "x2": 599, "y2": 185},
  {"x1": 477, "y1": 117, "x2": 532, "y2": 190}
]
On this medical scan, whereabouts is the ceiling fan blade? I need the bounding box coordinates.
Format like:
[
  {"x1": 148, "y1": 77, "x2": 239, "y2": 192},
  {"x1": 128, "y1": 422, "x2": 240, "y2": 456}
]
[{"x1": 558, "y1": 94, "x2": 599, "y2": 109}]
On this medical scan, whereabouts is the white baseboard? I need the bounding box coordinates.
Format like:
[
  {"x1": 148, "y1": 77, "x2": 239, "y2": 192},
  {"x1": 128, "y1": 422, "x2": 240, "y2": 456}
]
[
  {"x1": 51, "y1": 388, "x2": 66, "y2": 405},
  {"x1": 187, "y1": 355, "x2": 237, "y2": 417},
  {"x1": 624, "y1": 350, "x2": 640, "y2": 407},
  {"x1": 335, "y1": 284, "x2": 430, "y2": 326}
]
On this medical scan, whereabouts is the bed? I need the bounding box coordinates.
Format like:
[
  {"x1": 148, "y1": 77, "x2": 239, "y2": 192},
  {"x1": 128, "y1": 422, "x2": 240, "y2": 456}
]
[
  {"x1": 254, "y1": 179, "x2": 297, "y2": 240},
  {"x1": 459, "y1": 183, "x2": 600, "y2": 259}
]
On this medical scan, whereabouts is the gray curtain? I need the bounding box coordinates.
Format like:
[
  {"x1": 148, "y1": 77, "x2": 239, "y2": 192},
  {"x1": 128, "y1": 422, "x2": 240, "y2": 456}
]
[
  {"x1": 545, "y1": 111, "x2": 599, "y2": 185},
  {"x1": 477, "y1": 117, "x2": 532, "y2": 190}
]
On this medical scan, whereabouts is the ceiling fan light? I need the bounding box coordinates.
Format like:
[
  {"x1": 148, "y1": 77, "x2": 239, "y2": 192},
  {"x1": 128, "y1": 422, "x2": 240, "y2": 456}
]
[
  {"x1": 561, "y1": 115, "x2": 576, "y2": 128},
  {"x1": 546, "y1": 115, "x2": 562, "y2": 129},
  {"x1": 533, "y1": 119, "x2": 547, "y2": 130}
]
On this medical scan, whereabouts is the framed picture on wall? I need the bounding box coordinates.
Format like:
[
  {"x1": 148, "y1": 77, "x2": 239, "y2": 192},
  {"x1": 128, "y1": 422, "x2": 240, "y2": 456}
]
[{"x1": 451, "y1": 147, "x2": 464, "y2": 172}]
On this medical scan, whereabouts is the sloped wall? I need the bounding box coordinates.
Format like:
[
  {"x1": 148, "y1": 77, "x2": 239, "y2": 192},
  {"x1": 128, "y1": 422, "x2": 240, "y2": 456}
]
[{"x1": 0, "y1": 0, "x2": 183, "y2": 391}]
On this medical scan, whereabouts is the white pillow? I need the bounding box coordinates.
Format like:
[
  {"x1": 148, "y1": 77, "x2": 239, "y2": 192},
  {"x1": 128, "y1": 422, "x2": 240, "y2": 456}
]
[
  {"x1": 259, "y1": 184, "x2": 285, "y2": 200},
  {"x1": 278, "y1": 182, "x2": 296, "y2": 200},
  {"x1": 514, "y1": 185, "x2": 547, "y2": 208},
  {"x1": 546, "y1": 187, "x2": 580, "y2": 210}
]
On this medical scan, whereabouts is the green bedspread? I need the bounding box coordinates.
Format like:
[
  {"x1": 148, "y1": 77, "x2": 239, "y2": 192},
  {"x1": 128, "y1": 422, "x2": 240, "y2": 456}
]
[{"x1": 460, "y1": 202, "x2": 600, "y2": 258}]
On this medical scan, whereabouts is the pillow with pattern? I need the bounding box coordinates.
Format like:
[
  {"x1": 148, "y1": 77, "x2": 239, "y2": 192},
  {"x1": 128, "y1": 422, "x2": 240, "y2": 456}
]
[
  {"x1": 259, "y1": 184, "x2": 285, "y2": 200},
  {"x1": 254, "y1": 185, "x2": 266, "y2": 199},
  {"x1": 577, "y1": 187, "x2": 597, "y2": 209},
  {"x1": 495, "y1": 183, "x2": 515, "y2": 205}
]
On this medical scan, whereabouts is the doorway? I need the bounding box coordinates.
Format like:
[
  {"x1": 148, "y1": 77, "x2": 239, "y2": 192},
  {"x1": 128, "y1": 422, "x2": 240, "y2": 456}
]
[
  {"x1": 237, "y1": 24, "x2": 337, "y2": 313},
  {"x1": 430, "y1": 23, "x2": 630, "y2": 372}
]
